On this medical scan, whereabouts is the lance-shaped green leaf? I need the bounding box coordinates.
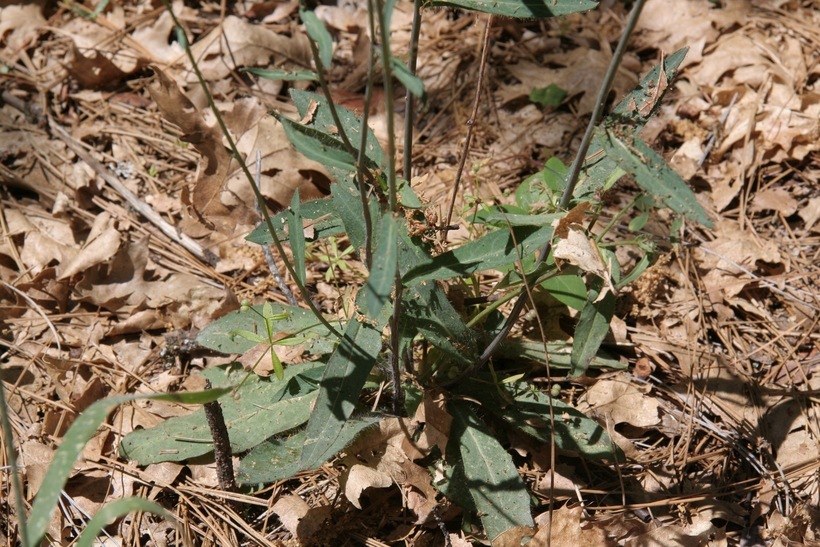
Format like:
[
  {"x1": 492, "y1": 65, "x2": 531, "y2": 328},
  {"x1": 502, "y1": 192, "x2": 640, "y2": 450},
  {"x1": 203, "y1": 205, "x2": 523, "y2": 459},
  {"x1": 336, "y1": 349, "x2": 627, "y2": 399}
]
[
  {"x1": 401, "y1": 280, "x2": 478, "y2": 367},
  {"x1": 364, "y1": 214, "x2": 398, "y2": 318},
  {"x1": 448, "y1": 401, "x2": 534, "y2": 542},
  {"x1": 299, "y1": 310, "x2": 383, "y2": 470},
  {"x1": 247, "y1": 197, "x2": 345, "y2": 245},
  {"x1": 26, "y1": 388, "x2": 228, "y2": 547},
  {"x1": 402, "y1": 225, "x2": 553, "y2": 285},
  {"x1": 391, "y1": 58, "x2": 424, "y2": 98},
  {"x1": 570, "y1": 280, "x2": 616, "y2": 377},
  {"x1": 238, "y1": 416, "x2": 380, "y2": 485},
  {"x1": 287, "y1": 189, "x2": 307, "y2": 286},
  {"x1": 596, "y1": 129, "x2": 713, "y2": 227},
  {"x1": 290, "y1": 89, "x2": 385, "y2": 170},
  {"x1": 429, "y1": 0, "x2": 597, "y2": 18},
  {"x1": 455, "y1": 378, "x2": 622, "y2": 461},
  {"x1": 242, "y1": 67, "x2": 318, "y2": 81},
  {"x1": 574, "y1": 48, "x2": 690, "y2": 200},
  {"x1": 331, "y1": 175, "x2": 381, "y2": 253},
  {"x1": 300, "y1": 9, "x2": 333, "y2": 68}
]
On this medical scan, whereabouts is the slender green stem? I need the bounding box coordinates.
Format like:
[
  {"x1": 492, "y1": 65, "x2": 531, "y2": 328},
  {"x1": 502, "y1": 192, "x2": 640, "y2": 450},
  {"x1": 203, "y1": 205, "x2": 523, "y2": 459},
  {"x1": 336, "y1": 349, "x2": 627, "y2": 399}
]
[
  {"x1": 356, "y1": 13, "x2": 381, "y2": 270},
  {"x1": 595, "y1": 193, "x2": 642, "y2": 244},
  {"x1": 0, "y1": 368, "x2": 29, "y2": 547},
  {"x1": 374, "y1": 0, "x2": 398, "y2": 211},
  {"x1": 163, "y1": 3, "x2": 342, "y2": 339},
  {"x1": 402, "y1": 0, "x2": 423, "y2": 180},
  {"x1": 457, "y1": 0, "x2": 648, "y2": 381},
  {"x1": 465, "y1": 289, "x2": 518, "y2": 328},
  {"x1": 371, "y1": 0, "x2": 403, "y2": 411}
]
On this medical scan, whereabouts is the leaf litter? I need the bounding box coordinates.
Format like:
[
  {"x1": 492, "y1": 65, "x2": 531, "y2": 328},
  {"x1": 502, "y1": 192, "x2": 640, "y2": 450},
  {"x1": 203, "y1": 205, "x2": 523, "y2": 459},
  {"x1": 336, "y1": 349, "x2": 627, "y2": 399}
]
[{"x1": 1, "y1": 0, "x2": 818, "y2": 545}]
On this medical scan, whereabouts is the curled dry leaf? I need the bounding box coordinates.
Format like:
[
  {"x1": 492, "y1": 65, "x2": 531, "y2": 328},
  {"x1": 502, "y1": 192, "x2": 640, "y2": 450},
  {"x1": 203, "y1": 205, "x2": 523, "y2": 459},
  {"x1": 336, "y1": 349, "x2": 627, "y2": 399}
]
[
  {"x1": 341, "y1": 417, "x2": 439, "y2": 523},
  {"x1": 344, "y1": 464, "x2": 394, "y2": 509},
  {"x1": 577, "y1": 373, "x2": 660, "y2": 429},
  {"x1": 530, "y1": 505, "x2": 610, "y2": 546},
  {"x1": 553, "y1": 224, "x2": 616, "y2": 302},
  {"x1": 148, "y1": 68, "x2": 247, "y2": 233},
  {"x1": 272, "y1": 494, "x2": 331, "y2": 539}
]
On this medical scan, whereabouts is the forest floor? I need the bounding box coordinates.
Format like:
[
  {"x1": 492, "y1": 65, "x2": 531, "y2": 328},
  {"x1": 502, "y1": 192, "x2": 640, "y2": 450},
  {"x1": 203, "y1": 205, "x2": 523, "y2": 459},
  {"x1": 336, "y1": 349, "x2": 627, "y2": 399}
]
[{"x1": 1, "y1": 0, "x2": 818, "y2": 545}]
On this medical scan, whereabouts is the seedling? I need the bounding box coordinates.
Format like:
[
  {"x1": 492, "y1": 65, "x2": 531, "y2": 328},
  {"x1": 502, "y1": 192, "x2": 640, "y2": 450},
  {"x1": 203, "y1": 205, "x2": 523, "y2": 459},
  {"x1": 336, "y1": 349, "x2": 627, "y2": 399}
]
[{"x1": 229, "y1": 300, "x2": 304, "y2": 381}]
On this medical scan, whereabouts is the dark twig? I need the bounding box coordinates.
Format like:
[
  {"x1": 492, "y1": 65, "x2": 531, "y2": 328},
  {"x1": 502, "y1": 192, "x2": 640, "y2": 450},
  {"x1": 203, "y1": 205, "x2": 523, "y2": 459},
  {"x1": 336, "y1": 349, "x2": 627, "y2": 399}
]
[{"x1": 203, "y1": 380, "x2": 237, "y2": 494}]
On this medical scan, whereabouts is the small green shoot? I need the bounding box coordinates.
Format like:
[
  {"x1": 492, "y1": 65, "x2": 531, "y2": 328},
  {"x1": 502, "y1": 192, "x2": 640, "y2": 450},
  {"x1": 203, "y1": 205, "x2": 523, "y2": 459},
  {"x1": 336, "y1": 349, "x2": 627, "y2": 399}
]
[{"x1": 230, "y1": 300, "x2": 301, "y2": 381}]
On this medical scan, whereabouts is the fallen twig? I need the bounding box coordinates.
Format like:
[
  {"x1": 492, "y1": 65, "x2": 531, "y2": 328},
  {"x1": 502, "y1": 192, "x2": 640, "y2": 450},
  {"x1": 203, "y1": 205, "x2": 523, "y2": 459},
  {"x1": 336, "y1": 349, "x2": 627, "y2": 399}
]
[{"x1": 49, "y1": 120, "x2": 218, "y2": 266}]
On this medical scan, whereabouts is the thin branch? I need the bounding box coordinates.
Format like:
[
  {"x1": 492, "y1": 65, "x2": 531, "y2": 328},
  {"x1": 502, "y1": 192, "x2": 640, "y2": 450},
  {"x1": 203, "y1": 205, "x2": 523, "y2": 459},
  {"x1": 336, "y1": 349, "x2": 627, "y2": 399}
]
[{"x1": 442, "y1": 14, "x2": 494, "y2": 240}]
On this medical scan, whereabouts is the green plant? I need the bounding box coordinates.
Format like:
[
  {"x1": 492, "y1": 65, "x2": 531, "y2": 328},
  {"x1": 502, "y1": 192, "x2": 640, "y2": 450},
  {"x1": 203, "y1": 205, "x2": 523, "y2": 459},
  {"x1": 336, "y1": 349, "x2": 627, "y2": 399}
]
[{"x1": 121, "y1": 0, "x2": 714, "y2": 542}]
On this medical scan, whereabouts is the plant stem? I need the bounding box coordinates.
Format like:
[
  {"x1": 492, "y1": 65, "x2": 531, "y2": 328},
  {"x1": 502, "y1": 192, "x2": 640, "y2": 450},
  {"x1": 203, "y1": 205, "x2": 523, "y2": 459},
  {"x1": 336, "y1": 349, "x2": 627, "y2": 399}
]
[
  {"x1": 372, "y1": 0, "x2": 404, "y2": 411},
  {"x1": 374, "y1": 0, "x2": 398, "y2": 211},
  {"x1": 442, "y1": 14, "x2": 494, "y2": 241},
  {"x1": 402, "y1": 0, "x2": 423, "y2": 181},
  {"x1": 163, "y1": 2, "x2": 342, "y2": 339}
]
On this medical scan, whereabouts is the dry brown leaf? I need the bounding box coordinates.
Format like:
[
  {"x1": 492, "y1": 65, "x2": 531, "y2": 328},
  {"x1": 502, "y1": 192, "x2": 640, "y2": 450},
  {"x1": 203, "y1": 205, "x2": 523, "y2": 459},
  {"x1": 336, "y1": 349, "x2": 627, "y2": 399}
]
[
  {"x1": 553, "y1": 225, "x2": 616, "y2": 302},
  {"x1": 224, "y1": 98, "x2": 331, "y2": 209},
  {"x1": 58, "y1": 213, "x2": 122, "y2": 279},
  {"x1": 21, "y1": 440, "x2": 54, "y2": 500},
  {"x1": 271, "y1": 495, "x2": 331, "y2": 539},
  {"x1": 749, "y1": 188, "x2": 798, "y2": 217},
  {"x1": 530, "y1": 505, "x2": 612, "y2": 546},
  {"x1": 342, "y1": 417, "x2": 438, "y2": 522},
  {"x1": 0, "y1": 3, "x2": 46, "y2": 63},
  {"x1": 798, "y1": 197, "x2": 820, "y2": 232},
  {"x1": 694, "y1": 219, "x2": 782, "y2": 300},
  {"x1": 493, "y1": 526, "x2": 536, "y2": 546},
  {"x1": 624, "y1": 514, "x2": 726, "y2": 547},
  {"x1": 68, "y1": 44, "x2": 138, "y2": 89},
  {"x1": 344, "y1": 464, "x2": 393, "y2": 509},
  {"x1": 148, "y1": 68, "x2": 238, "y2": 231},
  {"x1": 129, "y1": 11, "x2": 184, "y2": 65},
  {"x1": 187, "y1": 16, "x2": 311, "y2": 81},
  {"x1": 405, "y1": 389, "x2": 451, "y2": 458},
  {"x1": 505, "y1": 48, "x2": 638, "y2": 116},
  {"x1": 577, "y1": 374, "x2": 660, "y2": 428}
]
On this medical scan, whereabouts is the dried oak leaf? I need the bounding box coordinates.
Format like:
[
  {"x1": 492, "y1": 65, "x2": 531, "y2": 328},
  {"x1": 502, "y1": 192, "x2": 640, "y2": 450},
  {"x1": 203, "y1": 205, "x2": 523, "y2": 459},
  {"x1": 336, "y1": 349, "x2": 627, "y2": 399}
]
[
  {"x1": 148, "y1": 68, "x2": 239, "y2": 232},
  {"x1": 186, "y1": 15, "x2": 312, "y2": 82},
  {"x1": 577, "y1": 373, "x2": 660, "y2": 429}
]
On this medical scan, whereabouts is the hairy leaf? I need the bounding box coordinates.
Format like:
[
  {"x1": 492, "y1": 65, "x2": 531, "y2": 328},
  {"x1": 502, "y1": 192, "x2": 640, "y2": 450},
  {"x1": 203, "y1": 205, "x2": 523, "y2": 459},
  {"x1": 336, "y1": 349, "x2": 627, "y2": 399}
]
[
  {"x1": 299, "y1": 316, "x2": 382, "y2": 470},
  {"x1": 448, "y1": 401, "x2": 534, "y2": 541},
  {"x1": 119, "y1": 364, "x2": 324, "y2": 464}
]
